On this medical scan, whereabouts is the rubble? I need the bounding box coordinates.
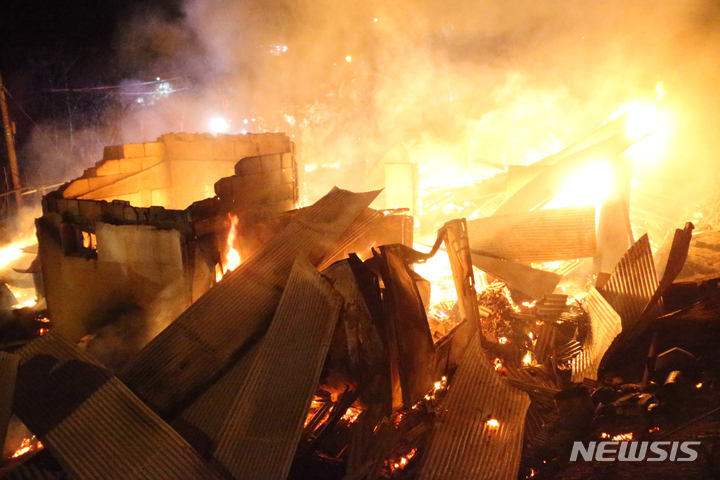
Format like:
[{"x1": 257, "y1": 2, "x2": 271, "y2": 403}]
[{"x1": 3, "y1": 121, "x2": 720, "y2": 480}]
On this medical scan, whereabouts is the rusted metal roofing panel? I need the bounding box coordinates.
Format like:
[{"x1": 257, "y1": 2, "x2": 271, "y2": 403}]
[
  {"x1": 471, "y1": 252, "x2": 562, "y2": 300},
  {"x1": 211, "y1": 257, "x2": 342, "y2": 480},
  {"x1": 467, "y1": 206, "x2": 597, "y2": 263},
  {"x1": 378, "y1": 245, "x2": 436, "y2": 409},
  {"x1": 599, "y1": 234, "x2": 658, "y2": 330},
  {"x1": 419, "y1": 336, "x2": 530, "y2": 480},
  {"x1": 0, "y1": 351, "x2": 19, "y2": 449},
  {"x1": 14, "y1": 333, "x2": 222, "y2": 480},
  {"x1": 571, "y1": 287, "x2": 622, "y2": 382},
  {"x1": 121, "y1": 187, "x2": 379, "y2": 415}
]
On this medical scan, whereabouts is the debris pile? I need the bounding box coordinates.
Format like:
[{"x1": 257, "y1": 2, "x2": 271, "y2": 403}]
[{"x1": 3, "y1": 119, "x2": 720, "y2": 479}]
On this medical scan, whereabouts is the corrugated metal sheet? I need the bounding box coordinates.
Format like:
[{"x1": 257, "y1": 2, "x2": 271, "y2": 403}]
[
  {"x1": 533, "y1": 323, "x2": 557, "y2": 365},
  {"x1": 378, "y1": 245, "x2": 436, "y2": 409},
  {"x1": 14, "y1": 333, "x2": 222, "y2": 480},
  {"x1": 121, "y1": 187, "x2": 379, "y2": 415},
  {"x1": 173, "y1": 343, "x2": 260, "y2": 456},
  {"x1": 212, "y1": 257, "x2": 342, "y2": 480},
  {"x1": 467, "y1": 206, "x2": 597, "y2": 263},
  {"x1": 317, "y1": 208, "x2": 385, "y2": 271},
  {"x1": 571, "y1": 287, "x2": 622, "y2": 382},
  {"x1": 0, "y1": 351, "x2": 19, "y2": 449},
  {"x1": 471, "y1": 253, "x2": 562, "y2": 300},
  {"x1": 537, "y1": 294, "x2": 569, "y2": 317},
  {"x1": 419, "y1": 336, "x2": 530, "y2": 480},
  {"x1": 599, "y1": 234, "x2": 658, "y2": 330}
]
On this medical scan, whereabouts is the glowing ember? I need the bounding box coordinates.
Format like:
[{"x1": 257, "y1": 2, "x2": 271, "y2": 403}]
[
  {"x1": 11, "y1": 437, "x2": 43, "y2": 458},
  {"x1": 696, "y1": 382, "x2": 703, "y2": 389},
  {"x1": 601, "y1": 432, "x2": 633, "y2": 441},
  {"x1": 388, "y1": 448, "x2": 417, "y2": 473},
  {"x1": 39, "y1": 328, "x2": 49, "y2": 336},
  {"x1": 493, "y1": 358, "x2": 503, "y2": 371},
  {"x1": 486, "y1": 418, "x2": 500, "y2": 428},
  {"x1": 341, "y1": 406, "x2": 362, "y2": 424},
  {"x1": 498, "y1": 337, "x2": 508, "y2": 345},
  {"x1": 216, "y1": 214, "x2": 242, "y2": 282}
]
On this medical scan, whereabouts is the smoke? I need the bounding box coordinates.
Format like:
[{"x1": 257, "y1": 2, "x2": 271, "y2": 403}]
[{"x1": 19, "y1": 0, "x2": 720, "y2": 223}]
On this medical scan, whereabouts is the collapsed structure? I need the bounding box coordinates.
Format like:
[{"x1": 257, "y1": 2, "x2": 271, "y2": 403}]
[{"x1": 2, "y1": 117, "x2": 720, "y2": 480}]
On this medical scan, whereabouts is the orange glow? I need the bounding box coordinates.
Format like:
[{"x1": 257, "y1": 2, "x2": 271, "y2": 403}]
[
  {"x1": 543, "y1": 159, "x2": 614, "y2": 209},
  {"x1": 486, "y1": 418, "x2": 500, "y2": 428},
  {"x1": 341, "y1": 406, "x2": 362, "y2": 424},
  {"x1": 39, "y1": 328, "x2": 49, "y2": 336}
]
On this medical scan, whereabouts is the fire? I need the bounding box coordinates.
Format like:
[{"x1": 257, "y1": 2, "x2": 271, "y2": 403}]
[
  {"x1": 11, "y1": 437, "x2": 43, "y2": 458},
  {"x1": 0, "y1": 238, "x2": 31, "y2": 270},
  {"x1": 522, "y1": 351, "x2": 534, "y2": 366},
  {"x1": 39, "y1": 328, "x2": 49, "y2": 336},
  {"x1": 543, "y1": 159, "x2": 614, "y2": 210},
  {"x1": 341, "y1": 406, "x2": 362, "y2": 424},
  {"x1": 486, "y1": 418, "x2": 500, "y2": 428},
  {"x1": 388, "y1": 448, "x2": 417, "y2": 473},
  {"x1": 216, "y1": 214, "x2": 241, "y2": 282},
  {"x1": 601, "y1": 432, "x2": 633, "y2": 441}
]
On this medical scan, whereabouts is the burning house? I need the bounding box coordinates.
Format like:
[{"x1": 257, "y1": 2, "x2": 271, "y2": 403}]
[{"x1": 2, "y1": 103, "x2": 720, "y2": 480}]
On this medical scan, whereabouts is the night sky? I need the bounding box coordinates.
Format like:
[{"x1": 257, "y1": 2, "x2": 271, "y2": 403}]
[{"x1": 0, "y1": 0, "x2": 185, "y2": 185}]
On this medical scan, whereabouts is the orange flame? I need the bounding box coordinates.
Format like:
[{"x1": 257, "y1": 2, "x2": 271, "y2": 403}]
[{"x1": 216, "y1": 214, "x2": 242, "y2": 282}]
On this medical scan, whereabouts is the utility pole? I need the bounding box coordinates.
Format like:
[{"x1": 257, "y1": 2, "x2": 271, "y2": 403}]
[{"x1": 0, "y1": 72, "x2": 22, "y2": 210}]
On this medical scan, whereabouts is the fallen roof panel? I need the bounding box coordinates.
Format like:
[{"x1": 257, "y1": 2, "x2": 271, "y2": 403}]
[
  {"x1": 14, "y1": 333, "x2": 222, "y2": 480},
  {"x1": 571, "y1": 287, "x2": 622, "y2": 382},
  {"x1": 470, "y1": 252, "x2": 562, "y2": 300},
  {"x1": 599, "y1": 234, "x2": 658, "y2": 330},
  {"x1": 121, "y1": 187, "x2": 379, "y2": 415},
  {"x1": 378, "y1": 245, "x2": 436, "y2": 409},
  {"x1": 419, "y1": 336, "x2": 530, "y2": 480},
  {"x1": 212, "y1": 256, "x2": 342, "y2": 480},
  {"x1": 467, "y1": 206, "x2": 596, "y2": 263}
]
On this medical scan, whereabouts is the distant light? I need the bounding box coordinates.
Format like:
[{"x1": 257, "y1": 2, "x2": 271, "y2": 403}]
[
  {"x1": 251, "y1": 118, "x2": 256, "y2": 122},
  {"x1": 209, "y1": 117, "x2": 229, "y2": 134},
  {"x1": 346, "y1": 56, "x2": 352, "y2": 62},
  {"x1": 374, "y1": 18, "x2": 378, "y2": 22},
  {"x1": 241, "y1": 129, "x2": 247, "y2": 134},
  {"x1": 137, "y1": 98, "x2": 144, "y2": 104},
  {"x1": 156, "y1": 77, "x2": 161, "y2": 81},
  {"x1": 243, "y1": 119, "x2": 249, "y2": 124}
]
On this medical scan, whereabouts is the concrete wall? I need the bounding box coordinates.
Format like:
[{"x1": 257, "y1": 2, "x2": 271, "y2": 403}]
[
  {"x1": 61, "y1": 133, "x2": 296, "y2": 211},
  {"x1": 37, "y1": 214, "x2": 203, "y2": 342}
]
